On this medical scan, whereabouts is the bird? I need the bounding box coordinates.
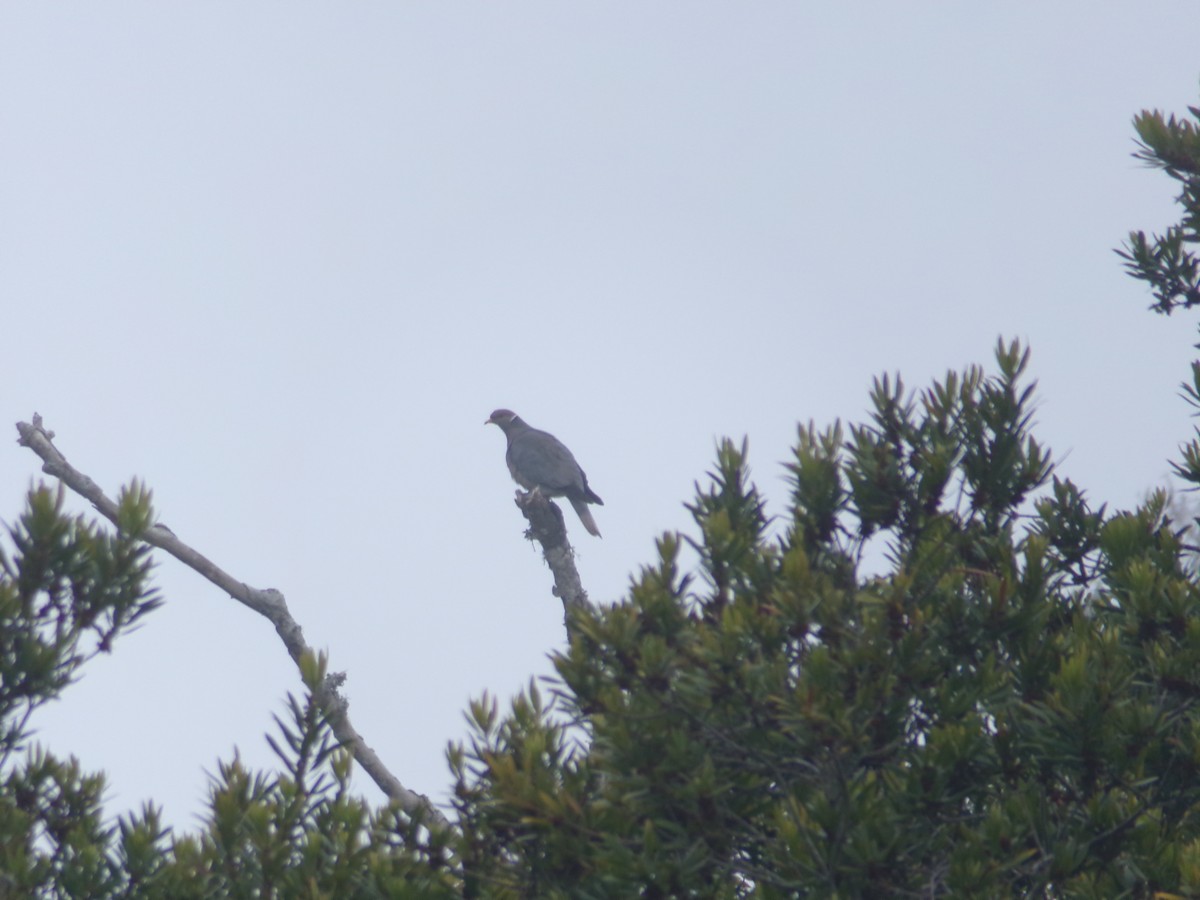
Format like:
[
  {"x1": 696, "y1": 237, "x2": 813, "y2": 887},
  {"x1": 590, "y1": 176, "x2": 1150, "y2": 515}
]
[{"x1": 485, "y1": 409, "x2": 604, "y2": 537}]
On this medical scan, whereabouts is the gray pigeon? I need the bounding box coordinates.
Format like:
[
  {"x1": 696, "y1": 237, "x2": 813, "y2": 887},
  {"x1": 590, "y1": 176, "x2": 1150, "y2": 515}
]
[{"x1": 486, "y1": 409, "x2": 604, "y2": 537}]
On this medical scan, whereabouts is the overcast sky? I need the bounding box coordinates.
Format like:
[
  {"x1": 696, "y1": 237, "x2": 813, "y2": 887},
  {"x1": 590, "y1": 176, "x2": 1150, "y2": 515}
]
[{"x1": 3, "y1": 4, "x2": 1199, "y2": 831}]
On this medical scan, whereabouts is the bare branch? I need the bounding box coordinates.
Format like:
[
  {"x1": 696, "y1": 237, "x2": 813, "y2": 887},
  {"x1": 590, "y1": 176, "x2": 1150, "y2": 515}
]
[
  {"x1": 510, "y1": 489, "x2": 592, "y2": 631},
  {"x1": 14, "y1": 413, "x2": 450, "y2": 833}
]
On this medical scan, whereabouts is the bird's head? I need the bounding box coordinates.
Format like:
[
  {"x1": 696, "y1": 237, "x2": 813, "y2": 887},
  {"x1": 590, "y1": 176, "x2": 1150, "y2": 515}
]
[{"x1": 485, "y1": 409, "x2": 520, "y2": 429}]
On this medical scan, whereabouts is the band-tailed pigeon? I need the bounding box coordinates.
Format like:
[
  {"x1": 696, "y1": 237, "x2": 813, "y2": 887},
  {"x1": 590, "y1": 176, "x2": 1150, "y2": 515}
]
[{"x1": 486, "y1": 409, "x2": 604, "y2": 537}]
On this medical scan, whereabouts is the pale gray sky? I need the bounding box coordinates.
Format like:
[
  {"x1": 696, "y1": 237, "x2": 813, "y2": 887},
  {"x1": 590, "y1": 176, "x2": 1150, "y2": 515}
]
[{"x1": 2, "y1": 4, "x2": 1199, "y2": 830}]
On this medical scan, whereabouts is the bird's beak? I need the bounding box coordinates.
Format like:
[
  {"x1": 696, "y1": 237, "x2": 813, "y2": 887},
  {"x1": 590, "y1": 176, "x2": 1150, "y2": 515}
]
[{"x1": 484, "y1": 416, "x2": 493, "y2": 425}]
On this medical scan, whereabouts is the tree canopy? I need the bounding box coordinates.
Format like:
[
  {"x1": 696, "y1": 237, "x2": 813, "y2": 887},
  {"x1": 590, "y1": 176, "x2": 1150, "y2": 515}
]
[{"x1": 5, "y1": 93, "x2": 1200, "y2": 898}]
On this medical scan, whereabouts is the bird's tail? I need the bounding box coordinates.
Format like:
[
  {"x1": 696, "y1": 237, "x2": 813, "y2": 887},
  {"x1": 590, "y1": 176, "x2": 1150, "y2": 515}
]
[{"x1": 569, "y1": 497, "x2": 602, "y2": 538}]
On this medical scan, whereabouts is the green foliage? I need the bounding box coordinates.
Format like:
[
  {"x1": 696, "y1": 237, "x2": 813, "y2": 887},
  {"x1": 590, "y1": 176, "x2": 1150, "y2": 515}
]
[
  {"x1": 8, "y1": 87, "x2": 1200, "y2": 898},
  {"x1": 1117, "y1": 97, "x2": 1200, "y2": 314},
  {"x1": 189, "y1": 653, "x2": 457, "y2": 899},
  {"x1": 0, "y1": 490, "x2": 456, "y2": 898},
  {"x1": 445, "y1": 328, "x2": 1200, "y2": 896},
  {"x1": 0, "y1": 484, "x2": 160, "y2": 897}
]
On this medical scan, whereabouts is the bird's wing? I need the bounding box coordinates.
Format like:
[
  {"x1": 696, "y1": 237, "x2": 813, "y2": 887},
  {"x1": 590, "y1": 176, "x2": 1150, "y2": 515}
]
[{"x1": 508, "y1": 429, "x2": 585, "y2": 496}]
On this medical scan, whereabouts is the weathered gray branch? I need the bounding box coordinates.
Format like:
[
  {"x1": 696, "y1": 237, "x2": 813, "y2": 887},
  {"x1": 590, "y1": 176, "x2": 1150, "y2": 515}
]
[
  {"x1": 510, "y1": 489, "x2": 592, "y2": 630},
  {"x1": 15, "y1": 414, "x2": 450, "y2": 832}
]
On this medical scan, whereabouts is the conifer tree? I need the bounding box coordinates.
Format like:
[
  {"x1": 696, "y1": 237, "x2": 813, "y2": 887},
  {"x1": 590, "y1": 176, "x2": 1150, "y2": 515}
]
[{"x1": 4, "y1": 88, "x2": 1200, "y2": 898}]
